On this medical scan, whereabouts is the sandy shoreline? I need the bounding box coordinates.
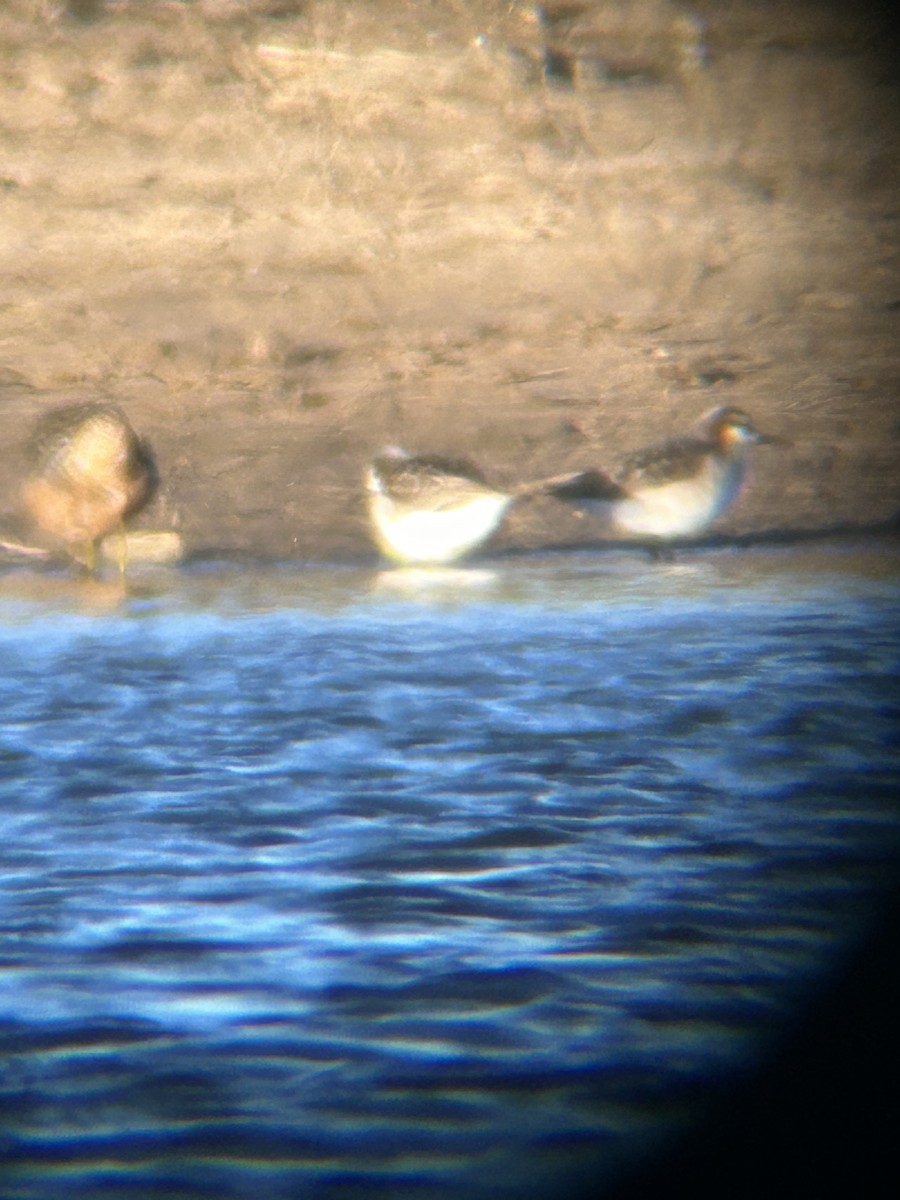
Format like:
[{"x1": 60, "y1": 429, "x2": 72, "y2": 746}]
[{"x1": 1, "y1": 0, "x2": 898, "y2": 566}]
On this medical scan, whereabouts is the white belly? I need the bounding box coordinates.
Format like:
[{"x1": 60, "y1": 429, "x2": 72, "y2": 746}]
[
  {"x1": 369, "y1": 493, "x2": 513, "y2": 564},
  {"x1": 613, "y1": 462, "x2": 742, "y2": 539}
]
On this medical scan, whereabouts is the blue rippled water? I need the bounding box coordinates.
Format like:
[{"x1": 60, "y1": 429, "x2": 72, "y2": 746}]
[{"x1": 1, "y1": 543, "x2": 898, "y2": 1199}]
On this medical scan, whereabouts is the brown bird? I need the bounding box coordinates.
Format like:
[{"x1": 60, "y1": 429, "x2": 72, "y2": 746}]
[{"x1": 21, "y1": 403, "x2": 158, "y2": 573}]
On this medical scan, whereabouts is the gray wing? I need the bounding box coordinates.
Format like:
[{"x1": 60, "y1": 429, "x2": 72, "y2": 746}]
[
  {"x1": 619, "y1": 436, "x2": 710, "y2": 487},
  {"x1": 374, "y1": 454, "x2": 498, "y2": 510}
]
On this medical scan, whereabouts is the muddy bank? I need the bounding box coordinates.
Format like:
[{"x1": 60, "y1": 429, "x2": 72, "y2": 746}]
[{"x1": 0, "y1": 0, "x2": 898, "y2": 564}]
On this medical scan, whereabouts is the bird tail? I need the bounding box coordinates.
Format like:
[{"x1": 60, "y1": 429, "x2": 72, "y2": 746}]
[{"x1": 515, "y1": 467, "x2": 627, "y2": 503}]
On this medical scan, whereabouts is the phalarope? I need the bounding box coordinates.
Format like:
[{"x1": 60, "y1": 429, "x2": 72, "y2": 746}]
[
  {"x1": 550, "y1": 405, "x2": 782, "y2": 551},
  {"x1": 366, "y1": 446, "x2": 589, "y2": 566},
  {"x1": 366, "y1": 447, "x2": 522, "y2": 566},
  {"x1": 22, "y1": 402, "x2": 158, "y2": 573}
]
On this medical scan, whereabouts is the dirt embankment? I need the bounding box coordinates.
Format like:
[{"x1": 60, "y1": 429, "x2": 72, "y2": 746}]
[{"x1": 1, "y1": 0, "x2": 898, "y2": 563}]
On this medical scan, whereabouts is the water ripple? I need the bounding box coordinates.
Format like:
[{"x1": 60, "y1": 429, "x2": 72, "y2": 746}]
[{"x1": 0, "y1": 547, "x2": 898, "y2": 1198}]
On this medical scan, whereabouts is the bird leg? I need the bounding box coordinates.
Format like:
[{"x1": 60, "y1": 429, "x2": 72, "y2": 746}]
[
  {"x1": 114, "y1": 520, "x2": 128, "y2": 576},
  {"x1": 83, "y1": 537, "x2": 97, "y2": 575},
  {"x1": 647, "y1": 540, "x2": 676, "y2": 564}
]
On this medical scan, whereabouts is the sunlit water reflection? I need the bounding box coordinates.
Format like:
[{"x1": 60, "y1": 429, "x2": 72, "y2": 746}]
[{"x1": 1, "y1": 541, "x2": 898, "y2": 1199}]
